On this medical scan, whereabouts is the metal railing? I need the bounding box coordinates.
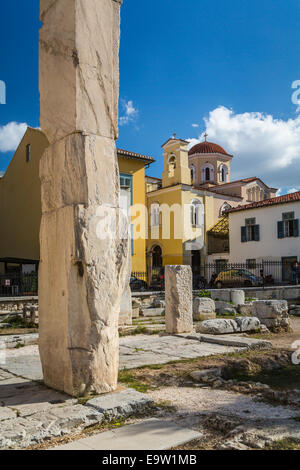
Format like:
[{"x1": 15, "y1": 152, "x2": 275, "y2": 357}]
[
  {"x1": 131, "y1": 261, "x2": 300, "y2": 292},
  {"x1": 0, "y1": 273, "x2": 38, "y2": 297}
]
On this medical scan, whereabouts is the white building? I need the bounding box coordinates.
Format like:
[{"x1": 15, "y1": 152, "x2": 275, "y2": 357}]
[{"x1": 228, "y1": 191, "x2": 300, "y2": 282}]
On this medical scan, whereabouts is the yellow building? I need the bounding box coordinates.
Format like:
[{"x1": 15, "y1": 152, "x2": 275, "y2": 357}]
[
  {"x1": 145, "y1": 136, "x2": 277, "y2": 280},
  {"x1": 0, "y1": 128, "x2": 154, "y2": 277}
]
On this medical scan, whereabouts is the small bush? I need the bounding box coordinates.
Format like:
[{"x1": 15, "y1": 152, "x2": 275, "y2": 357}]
[{"x1": 198, "y1": 290, "x2": 211, "y2": 298}]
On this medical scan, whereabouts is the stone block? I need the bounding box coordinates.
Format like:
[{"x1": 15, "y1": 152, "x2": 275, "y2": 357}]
[
  {"x1": 211, "y1": 290, "x2": 231, "y2": 302},
  {"x1": 141, "y1": 308, "x2": 165, "y2": 317},
  {"x1": 193, "y1": 297, "x2": 216, "y2": 321},
  {"x1": 165, "y1": 265, "x2": 193, "y2": 334},
  {"x1": 197, "y1": 317, "x2": 261, "y2": 335},
  {"x1": 252, "y1": 300, "x2": 289, "y2": 319},
  {"x1": 86, "y1": 388, "x2": 154, "y2": 420},
  {"x1": 39, "y1": 0, "x2": 122, "y2": 144},
  {"x1": 197, "y1": 319, "x2": 238, "y2": 335},
  {"x1": 231, "y1": 290, "x2": 245, "y2": 306},
  {"x1": 238, "y1": 303, "x2": 254, "y2": 316}
]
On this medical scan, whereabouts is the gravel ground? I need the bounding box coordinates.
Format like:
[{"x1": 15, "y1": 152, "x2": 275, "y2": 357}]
[{"x1": 149, "y1": 386, "x2": 299, "y2": 421}]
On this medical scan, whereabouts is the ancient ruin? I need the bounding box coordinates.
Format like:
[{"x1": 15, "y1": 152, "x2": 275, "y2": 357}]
[
  {"x1": 38, "y1": 0, "x2": 129, "y2": 396},
  {"x1": 165, "y1": 265, "x2": 193, "y2": 334}
]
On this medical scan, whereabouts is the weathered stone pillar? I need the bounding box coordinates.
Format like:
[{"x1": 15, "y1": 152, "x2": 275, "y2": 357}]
[
  {"x1": 165, "y1": 265, "x2": 193, "y2": 334},
  {"x1": 38, "y1": 0, "x2": 129, "y2": 396}
]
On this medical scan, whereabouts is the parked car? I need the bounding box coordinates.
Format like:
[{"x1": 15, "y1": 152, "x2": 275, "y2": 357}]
[
  {"x1": 130, "y1": 276, "x2": 148, "y2": 292},
  {"x1": 214, "y1": 269, "x2": 264, "y2": 289}
]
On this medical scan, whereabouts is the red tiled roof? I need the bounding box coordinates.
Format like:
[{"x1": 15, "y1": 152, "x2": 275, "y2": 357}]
[
  {"x1": 209, "y1": 177, "x2": 277, "y2": 191},
  {"x1": 228, "y1": 191, "x2": 300, "y2": 213},
  {"x1": 189, "y1": 141, "x2": 232, "y2": 157},
  {"x1": 117, "y1": 148, "x2": 155, "y2": 163}
]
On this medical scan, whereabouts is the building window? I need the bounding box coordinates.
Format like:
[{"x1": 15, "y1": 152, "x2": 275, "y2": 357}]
[
  {"x1": 219, "y1": 164, "x2": 228, "y2": 183},
  {"x1": 190, "y1": 199, "x2": 202, "y2": 227},
  {"x1": 220, "y1": 202, "x2": 232, "y2": 217},
  {"x1": 278, "y1": 212, "x2": 299, "y2": 239},
  {"x1": 120, "y1": 173, "x2": 133, "y2": 203},
  {"x1": 151, "y1": 203, "x2": 160, "y2": 227},
  {"x1": 201, "y1": 163, "x2": 214, "y2": 183},
  {"x1": 168, "y1": 155, "x2": 176, "y2": 177},
  {"x1": 190, "y1": 165, "x2": 195, "y2": 182},
  {"x1": 241, "y1": 218, "x2": 260, "y2": 242},
  {"x1": 246, "y1": 259, "x2": 256, "y2": 269},
  {"x1": 26, "y1": 144, "x2": 31, "y2": 162}
]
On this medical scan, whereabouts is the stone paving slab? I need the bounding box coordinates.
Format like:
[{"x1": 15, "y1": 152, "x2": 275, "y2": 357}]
[
  {"x1": 1, "y1": 335, "x2": 241, "y2": 379},
  {"x1": 0, "y1": 333, "x2": 38, "y2": 349},
  {"x1": 87, "y1": 389, "x2": 154, "y2": 419},
  {"x1": 54, "y1": 418, "x2": 202, "y2": 451},
  {"x1": 182, "y1": 333, "x2": 272, "y2": 350}
]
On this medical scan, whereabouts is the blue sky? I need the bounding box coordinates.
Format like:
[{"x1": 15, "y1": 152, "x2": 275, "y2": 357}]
[{"x1": 0, "y1": 0, "x2": 300, "y2": 193}]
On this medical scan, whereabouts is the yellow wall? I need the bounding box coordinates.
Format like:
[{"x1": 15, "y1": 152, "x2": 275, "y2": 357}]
[
  {"x1": 0, "y1": 128, "x2": 49, "y2": 263},
  {"x1": 147, "y1": 185, "x2": 184, "y2": 267},
  {"x1": 118, "y1": 157, "x2": 147, "y2": 273},
  {"x1": 0, "y1": 129, "x2": 149, "y2": 274}
]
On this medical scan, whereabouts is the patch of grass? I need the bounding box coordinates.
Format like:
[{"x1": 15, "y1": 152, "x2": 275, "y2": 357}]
[
  {"x1": 14, "y1": 343, "x2": 25, "y2": 349},
  {"x1": 198, "y1": 290, "x2": 212, "y2": 298},
  {"x1": 118, "y1": 370, "x2": 150, "y2": 393},
  {"x1": 266, "y1": 438, "x2": 300, "y2": 450},
  {"x1": 224, "y1": 364, "x2": 300, "y2": 391}
]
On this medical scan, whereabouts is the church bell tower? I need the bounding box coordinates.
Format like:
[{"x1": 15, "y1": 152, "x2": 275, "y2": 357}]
[{"x1": 162, "y1": 135, "x2": 192, "y2": 188}]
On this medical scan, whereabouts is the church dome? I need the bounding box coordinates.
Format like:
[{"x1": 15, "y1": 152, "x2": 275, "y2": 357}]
[{"x1": 188, "y1": 141, "x2": 231, "y2": 157}]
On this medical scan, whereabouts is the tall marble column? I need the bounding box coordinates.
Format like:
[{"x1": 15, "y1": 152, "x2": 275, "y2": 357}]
[{"x1": 38, "y1": 0, "x2": 129, "y2": 396}]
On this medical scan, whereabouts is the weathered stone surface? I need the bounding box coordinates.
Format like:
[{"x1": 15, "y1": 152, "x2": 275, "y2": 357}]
[
  {"x1": 238, "y1": 303, "x2": 255, "y2": 316},
  {"x1": 197, "y1": 319, "x2": 238, "y2": 335},
  {"x1": 39, "y1": 0, "x2": 122, "y2": 144},
  {"x1": 141, "y1": 308, "x2": 165, "y2": 317},
  {"x1": 86, "y1": 388, "x2": 154, "y2": 419},
  {"x1": 119, "y1": 284, "x2": 133, "y2": 326},
  {"x1": 215, "y1": 301, "x2": 236, "y2": 314},
  {"x1": 193, "y1": 297, "x2": 216, "y2": 321},
  {"x1": 197, "y1": 317, "x2": 261, "y2": 335},
  {"x1": 165, "y1": 265, "x2": 193, "y2": 334},
  {"x1": 252, "y1": 300, "x2": 290, "y2": 331},
  {"x1": 234, "y1": 317, "x2": 260, "y2": 332},
  {"x1": 231, "y1": 290, "x2": 245, "y2": 306},
  {"x1": 190, "y1": 368, "x2": 222, "y2": 382},
  {"x1": 38, "y1": 0, "x2": 129, "y2": 396}
]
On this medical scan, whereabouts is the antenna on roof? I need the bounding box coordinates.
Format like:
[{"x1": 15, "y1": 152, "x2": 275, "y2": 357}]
[{"x1": 173, "y1": 132, "x2": 177, "y2": 139}]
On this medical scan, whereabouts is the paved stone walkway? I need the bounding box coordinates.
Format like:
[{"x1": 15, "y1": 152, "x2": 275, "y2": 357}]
[
  {"x1": 54, "y1": 418, "x2": 202, "y2": 450},
  {"x1": 1, "y1": 335, "x2": 240, "y2": 381},
  {"x1": 0, "y1": 333, "x2": 272, "y2": 449}
]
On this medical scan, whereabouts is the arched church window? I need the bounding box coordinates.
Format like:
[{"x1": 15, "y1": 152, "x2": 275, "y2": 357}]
[
  {"x1": 190, "y1": 199, "x2": 203, "y2": 227},
  {"x1": 219, "y1": 164, "x2": 228, "y2": 183},
  {"x1": 201, "y1": 163, "x2": 214, "y2": 183},
  {"x1": 190, "y1": 165, "x2": 195, "y2": 182},
  {"x1": 151, "y1": 203, "x2": 160, "y2": 227},
  {"x1": 168, "y1": 155, "x2": 176, "y2": 177},
  {"x1": 220, "y1": 202, "x2": 232, "y2": 217}
]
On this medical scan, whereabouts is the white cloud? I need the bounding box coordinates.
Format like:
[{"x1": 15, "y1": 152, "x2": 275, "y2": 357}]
[
  {"x1": 187, "y1": 106, "x2": 300, "y2": 190},
  {"x1": 278, "y1": 187, "x2": 300, "y2": 196},
  {"x1": 191, "y1": 123, "x2": 199, "y2": 128},
  {"x1": 119, "y1": 100, "x2": 138, "y2": 126},
  {"x1": 0, "y1": 122, "x2": 28, "y2": 153}
]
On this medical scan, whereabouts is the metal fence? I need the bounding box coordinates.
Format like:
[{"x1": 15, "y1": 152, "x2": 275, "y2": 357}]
[
  {"x1": 0, "y1": 273, "x2": 38, "y2": 297},
  {"x1": 0, "y1": 261, "x2": 298, "y2": 297},
  {"x1": 132, "y1": 261, "x2": 300, "y2": 292}
]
